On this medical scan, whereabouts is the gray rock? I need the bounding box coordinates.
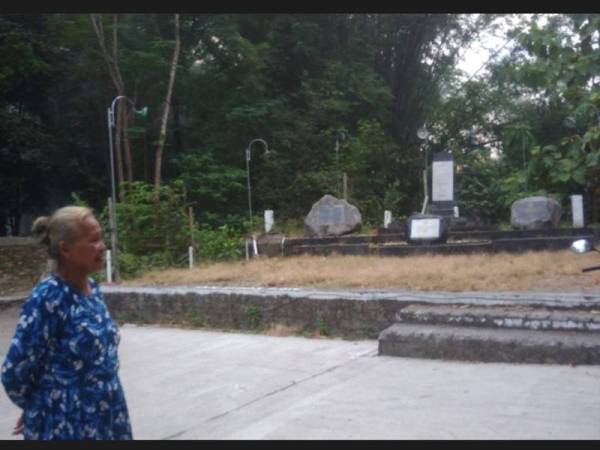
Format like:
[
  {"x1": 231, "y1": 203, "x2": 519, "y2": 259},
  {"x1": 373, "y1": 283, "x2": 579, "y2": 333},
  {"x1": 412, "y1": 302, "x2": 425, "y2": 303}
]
[
  {"x1": 510, "y1": 196, "x2": 562, "y2": 230},
  {"x1": 304, "y1": 195, "x2": 362, "y2": 237}
]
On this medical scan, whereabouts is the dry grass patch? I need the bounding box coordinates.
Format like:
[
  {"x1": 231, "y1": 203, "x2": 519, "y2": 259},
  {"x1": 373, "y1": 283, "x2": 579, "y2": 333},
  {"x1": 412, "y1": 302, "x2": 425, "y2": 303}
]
[
  {"x1": 125, "y1": 251, "x2": 600, "y2": 292},
  {"x1": 263, "y1": 323, "x2": 305, "y2": 337}
]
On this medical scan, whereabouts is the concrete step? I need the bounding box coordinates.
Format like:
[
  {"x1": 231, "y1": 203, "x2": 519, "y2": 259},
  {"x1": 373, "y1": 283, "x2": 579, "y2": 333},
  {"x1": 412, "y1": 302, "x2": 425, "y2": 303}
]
[
  {"x1": 378, "y1": 323, "x2": 600, "y2": 365},
  {"x1": 397, "y1": 305, "x2": 600, "y2": 333}
]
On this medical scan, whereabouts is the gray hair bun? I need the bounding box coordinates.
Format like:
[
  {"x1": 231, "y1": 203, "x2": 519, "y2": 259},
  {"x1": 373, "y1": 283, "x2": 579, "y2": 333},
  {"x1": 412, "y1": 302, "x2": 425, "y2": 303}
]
[{"x1": 32, "y1": 216, "x2": 51, "y2": 246}]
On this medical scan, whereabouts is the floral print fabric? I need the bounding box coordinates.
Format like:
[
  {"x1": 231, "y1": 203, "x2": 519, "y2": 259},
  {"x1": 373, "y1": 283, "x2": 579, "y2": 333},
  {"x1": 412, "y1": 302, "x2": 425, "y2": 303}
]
[{"x1": 1, "y1": 275, "x2": 132, "y2": 440}]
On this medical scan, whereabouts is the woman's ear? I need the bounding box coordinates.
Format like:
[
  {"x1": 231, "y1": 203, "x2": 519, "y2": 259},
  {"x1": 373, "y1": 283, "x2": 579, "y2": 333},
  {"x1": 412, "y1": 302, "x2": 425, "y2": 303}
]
[{"x1": 58, "y1": 240, "x2": 70, "y2": 261}]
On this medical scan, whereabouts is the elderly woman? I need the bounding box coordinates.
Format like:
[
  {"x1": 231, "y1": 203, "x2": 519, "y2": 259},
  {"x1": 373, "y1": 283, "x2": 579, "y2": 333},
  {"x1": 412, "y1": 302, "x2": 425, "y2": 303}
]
[{"x1": 1, "y1": 206, "x2": 132, "y2": 440}]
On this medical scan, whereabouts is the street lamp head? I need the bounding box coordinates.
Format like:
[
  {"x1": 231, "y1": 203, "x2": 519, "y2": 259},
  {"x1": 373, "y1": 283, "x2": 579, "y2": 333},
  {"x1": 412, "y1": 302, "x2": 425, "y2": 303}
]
[{"x1": 135, "y1": 106, "x2": 148, "y2": 117}]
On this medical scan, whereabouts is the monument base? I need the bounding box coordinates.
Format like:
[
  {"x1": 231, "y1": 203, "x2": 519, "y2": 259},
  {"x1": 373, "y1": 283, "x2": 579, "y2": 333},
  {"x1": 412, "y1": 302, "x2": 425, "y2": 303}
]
[{"x1": 428, "y1": 201, "x2": 457, "y2": 217}]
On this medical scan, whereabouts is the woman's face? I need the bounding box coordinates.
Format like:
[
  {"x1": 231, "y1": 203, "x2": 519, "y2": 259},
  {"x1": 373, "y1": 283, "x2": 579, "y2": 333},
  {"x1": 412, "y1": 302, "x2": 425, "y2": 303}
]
[{"x1": 61, "y1": 216, "x2": 106, "y2": 275}]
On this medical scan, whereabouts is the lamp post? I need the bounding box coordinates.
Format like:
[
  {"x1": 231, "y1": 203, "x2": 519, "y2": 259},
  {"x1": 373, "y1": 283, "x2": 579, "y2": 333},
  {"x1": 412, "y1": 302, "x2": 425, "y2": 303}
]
[
  {"x1": 106, "y1": 95, "x2": 147, "y2": 282},
  {"x1": 417, "y1": 125, "x2": 430, "y2": 213},
  {"x1": 245, "y1": 138, "x2": 270, "y2": 228}
]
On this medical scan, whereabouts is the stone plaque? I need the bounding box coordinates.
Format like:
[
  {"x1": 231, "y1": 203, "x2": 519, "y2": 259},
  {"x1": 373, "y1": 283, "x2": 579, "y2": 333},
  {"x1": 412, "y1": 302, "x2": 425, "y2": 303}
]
[
  {"x1": 432, "y1": 160, "x2": 454, "y2": 202},
  {"x1": 319, "y1": 204, "x2": 345, "y2": 224},
  {"x1": 410, "y1": 218, "x2": 441, "y2": 240},
  {"x1": 571, "y1": 195, "x2": 584, "y2": 228}
]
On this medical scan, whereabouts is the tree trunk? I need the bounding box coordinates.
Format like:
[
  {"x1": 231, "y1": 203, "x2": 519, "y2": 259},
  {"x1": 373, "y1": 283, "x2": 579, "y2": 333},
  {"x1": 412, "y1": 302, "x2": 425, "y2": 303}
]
[
  {"x1": 172, "y1": 95, "x2": 183, "y2": 154},
  {"x1": 115, "y1": 98, "x2": 125, "y2": 200},
  {"x1": 154, "y1": 13, "x2": 181, "y2": 190},
  {"x1": 122, "y1": 104, "x2": 133, "y2": 191},
  {"x1": 90, "y1": 14, "x2": 132, "y2": 200}
]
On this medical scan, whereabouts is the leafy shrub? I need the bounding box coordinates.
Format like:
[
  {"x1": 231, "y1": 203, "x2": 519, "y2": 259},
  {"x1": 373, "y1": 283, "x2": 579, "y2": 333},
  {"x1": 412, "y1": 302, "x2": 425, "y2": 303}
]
[
  {"x1": 194, "y1": 224, "x2": 243, "y2": 261},
  {"x1": 97, "y1": 181, "x2": 191, "y2": 279},
  {"x1": 456, "y1": 154, "x2": 506, "y2": 223},
  {"x1": 118, "y1": 251, "x2": 172, "y2": 279}
]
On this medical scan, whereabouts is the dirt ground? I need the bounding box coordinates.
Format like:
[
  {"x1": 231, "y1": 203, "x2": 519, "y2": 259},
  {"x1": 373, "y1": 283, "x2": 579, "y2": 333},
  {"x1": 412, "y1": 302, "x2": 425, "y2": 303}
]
[{"x1": 0, "y1": 238, "x2": 47, "y2": 298}]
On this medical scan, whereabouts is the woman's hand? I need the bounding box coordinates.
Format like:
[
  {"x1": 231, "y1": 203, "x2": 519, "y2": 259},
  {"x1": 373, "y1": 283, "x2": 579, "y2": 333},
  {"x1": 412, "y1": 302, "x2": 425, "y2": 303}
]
[{"x1": 12, "y1": 413, "x2": 24, "y2": 435}]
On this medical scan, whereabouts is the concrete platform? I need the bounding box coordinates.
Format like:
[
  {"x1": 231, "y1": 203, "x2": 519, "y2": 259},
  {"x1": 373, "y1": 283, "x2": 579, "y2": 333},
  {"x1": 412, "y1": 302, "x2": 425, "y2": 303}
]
[
  {"x1": 396, "y1": 305, "x2": 600, "y2": 332},
  {"x1": 378, "y1": 323, "x2": 600, "y2": 364},
  {"x1": 1, "y1": 304, "x2": 599, "y2": 440}
]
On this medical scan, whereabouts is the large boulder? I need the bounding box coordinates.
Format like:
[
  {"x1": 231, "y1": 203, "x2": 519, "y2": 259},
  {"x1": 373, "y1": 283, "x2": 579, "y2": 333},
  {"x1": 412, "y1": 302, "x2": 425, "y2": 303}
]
[
  {"x1": 304, "y1": 194, "x2": 362, "y2": 237},
  {"x1": 510, "y1": 196, "x2": 562, "y2": 230}
]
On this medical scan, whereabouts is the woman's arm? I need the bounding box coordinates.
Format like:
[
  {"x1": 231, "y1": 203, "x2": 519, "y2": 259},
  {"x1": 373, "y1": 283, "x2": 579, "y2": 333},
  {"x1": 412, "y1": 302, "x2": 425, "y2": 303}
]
[{"x1": 1, "y1": 282, "x2": 60, "y2": 409}]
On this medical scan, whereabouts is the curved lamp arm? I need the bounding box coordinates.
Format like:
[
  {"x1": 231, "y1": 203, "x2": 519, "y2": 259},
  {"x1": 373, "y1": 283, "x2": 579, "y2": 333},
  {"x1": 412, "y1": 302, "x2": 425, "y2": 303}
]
[
  {"x1": 109, "y1": 95, "x2": 147, "y2": 127},
  {"x1": 245, "y1": 138, "x2": 270, "y2": 161}
]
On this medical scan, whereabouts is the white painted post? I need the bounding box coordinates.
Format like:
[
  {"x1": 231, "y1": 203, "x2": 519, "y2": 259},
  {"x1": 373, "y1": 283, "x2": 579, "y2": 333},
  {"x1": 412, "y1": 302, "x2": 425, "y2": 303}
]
[
  {"x1": 252, "y1": 237, "x2": 259, "y2": 256},
  {"x1": 106, "y1": 250, "x2": 112, "y2": 283},
  {"x1": 245, "y1": 239, "x2": 250, "y2": 260},
  {"x1": 571, "y1": 194, "x2": 584, "y2": 228},
  {"x1": 453, "y1": 206, "x2": 459, "y2": 218},
  {"x1": 384, "y1": 210, "x2": 392, "y2": 228},
  {"x1": 264, "y1": 210, "x2": 274, "y2": 233},
  {"x1": 188, "y1": 246, "x2": 194, "y2": 269},
  {"x1": 421, "y1": 195, "x2": 429, "y2": 214}
]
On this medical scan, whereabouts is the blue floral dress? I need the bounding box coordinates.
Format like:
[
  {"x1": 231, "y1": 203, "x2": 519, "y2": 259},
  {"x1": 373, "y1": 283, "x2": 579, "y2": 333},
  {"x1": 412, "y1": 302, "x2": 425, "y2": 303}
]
[{"x1": 1, "y1": 275, "x2": 132, "y2": 440}]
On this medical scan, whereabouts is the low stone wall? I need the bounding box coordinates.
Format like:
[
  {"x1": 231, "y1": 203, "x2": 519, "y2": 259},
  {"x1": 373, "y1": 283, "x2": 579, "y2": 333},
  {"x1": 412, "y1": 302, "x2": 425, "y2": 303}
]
[
  {"x1": 0, "y1": 237, "x2": 47, "y2": 297},
  {"x1": 283, "y1": 234, "x2": 597, "y2": 257},
  {"x1": 254, "y1": 227, "x2": 600, "y2": 257},
  {"x1": 101, "y1": 287, "x2": 600, "y2": 339},
  {"x1": 104, "y1": 289, "x2": 401, "y2": 339}
]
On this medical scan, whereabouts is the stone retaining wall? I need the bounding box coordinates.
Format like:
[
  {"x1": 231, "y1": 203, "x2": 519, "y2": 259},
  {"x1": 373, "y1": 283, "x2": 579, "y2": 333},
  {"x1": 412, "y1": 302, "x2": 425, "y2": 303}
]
[
  {"x1": 101, "y1": 287, "x2": 600, "y2": 339},
  {"x1": 104, "y1": 290, "x2": 401, "y2": 339},
  {"x1": 0, "y1": 238, "x2": 47, "y2": 296}
]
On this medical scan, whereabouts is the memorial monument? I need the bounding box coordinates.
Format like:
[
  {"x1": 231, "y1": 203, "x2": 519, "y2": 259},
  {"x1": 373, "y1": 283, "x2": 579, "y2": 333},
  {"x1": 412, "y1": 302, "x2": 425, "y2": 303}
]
[{"x1": 428, "y1": 151, "x2": 457, "y2": 219}]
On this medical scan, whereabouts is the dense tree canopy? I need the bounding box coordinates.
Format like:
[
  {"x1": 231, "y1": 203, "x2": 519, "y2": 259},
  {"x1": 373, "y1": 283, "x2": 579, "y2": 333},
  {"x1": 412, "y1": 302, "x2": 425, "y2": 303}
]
[{"x1": 1, "y1": 13, "x2": 598, "y2": 240}]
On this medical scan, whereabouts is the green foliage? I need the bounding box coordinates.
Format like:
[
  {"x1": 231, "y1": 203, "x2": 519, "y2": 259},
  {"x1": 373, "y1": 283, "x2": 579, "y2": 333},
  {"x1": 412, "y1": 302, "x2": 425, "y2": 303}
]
[
  {"x1": 500, "y1": 14, "x2": 600, "y2": 197},
  {"x1": 437, "y1": 14, "x2": 600, "y2": 223},
  {"x1": 456, "y1": 153, "x2": 506, "y2": 222},
  {"x1": 270, "y1": 217, "x2": 305, "y2": 237},
  {"x1": 342, "y1": 119, "x2": 413, "y2": 224},
  {"x1": 194, "y1": 224, "x2": 243, "y2": 261},
  {"x1": 118, "y1": 251, "x2": 171, "y2": 279},
  {"x1": 246, "y1": 305, "x2": 263, "y2": 329},
  {"x1": 316, "y1": 318, "x2": 331, "y2": 337},
  {"x1": 70, "y1": 192, "x2": 90, "y2": 208},
  {"x1": 97, "y1": 181, "x2": 190, "y2": 278},
  {"x1": 5, "y1": 13, "x2": 506, "y2": 239},
  {"x1": 174, "y1": 151, "x2": 246, "y2": 226}
]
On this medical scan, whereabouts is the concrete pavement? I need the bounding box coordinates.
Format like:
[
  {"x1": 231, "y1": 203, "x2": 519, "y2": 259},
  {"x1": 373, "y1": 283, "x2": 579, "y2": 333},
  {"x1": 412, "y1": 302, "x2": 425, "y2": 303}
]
[{"x1": 1, "y1": 303, "x2": 599, "y2": 439}]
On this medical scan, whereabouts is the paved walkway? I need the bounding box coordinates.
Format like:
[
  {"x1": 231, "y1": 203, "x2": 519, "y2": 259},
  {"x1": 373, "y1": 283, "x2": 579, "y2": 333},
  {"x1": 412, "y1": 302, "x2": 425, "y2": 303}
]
[{"x1": 1, "y1": 304, "x2": 599, "y2": 439}]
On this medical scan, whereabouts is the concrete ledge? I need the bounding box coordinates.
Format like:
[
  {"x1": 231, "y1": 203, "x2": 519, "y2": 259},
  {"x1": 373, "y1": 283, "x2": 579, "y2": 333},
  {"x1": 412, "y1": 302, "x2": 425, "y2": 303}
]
[
  {"x1": 102, "y1": 285, "x2": 600, "y2": 339},
  {"x1": 103, "y1": 286, "x2": 401, "y2": 339},
  {"x1": 378, "y1": 323, "x2": 600, "y2": 364},
  {"x1": 284, "y1": 235, "x2": 596, "y2": 257},
  {"x1": 0, "y1": 296, "x2": 27, "y2": 311},
  {"x1": 398, "y1": 305, "x2": 600, "y2": 332}
]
